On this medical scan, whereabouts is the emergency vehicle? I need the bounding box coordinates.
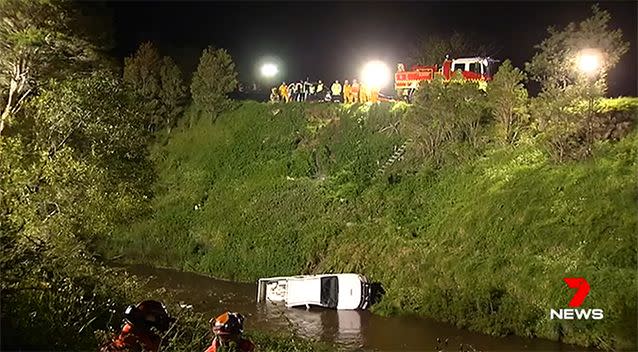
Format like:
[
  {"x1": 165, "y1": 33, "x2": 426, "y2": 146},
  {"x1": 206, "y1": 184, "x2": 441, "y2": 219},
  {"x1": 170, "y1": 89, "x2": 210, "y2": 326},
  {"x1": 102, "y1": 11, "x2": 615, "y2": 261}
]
[{"x1": 395, "y1": 56, "x2": 500, "y2": 102}]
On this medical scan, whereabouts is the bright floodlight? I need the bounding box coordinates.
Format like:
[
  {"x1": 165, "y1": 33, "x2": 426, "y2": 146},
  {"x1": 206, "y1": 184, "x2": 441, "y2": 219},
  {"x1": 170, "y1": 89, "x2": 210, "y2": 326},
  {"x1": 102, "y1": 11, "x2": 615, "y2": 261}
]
[
  {"x1": 577, "y1": 49, "x2": 602, "y2": 75},
  {"x1": 261, "y1": 63, "x2": 278, "y2": 77},
  {"x1": 362, "y1": 60, "x2": 390, "y2": 89}
]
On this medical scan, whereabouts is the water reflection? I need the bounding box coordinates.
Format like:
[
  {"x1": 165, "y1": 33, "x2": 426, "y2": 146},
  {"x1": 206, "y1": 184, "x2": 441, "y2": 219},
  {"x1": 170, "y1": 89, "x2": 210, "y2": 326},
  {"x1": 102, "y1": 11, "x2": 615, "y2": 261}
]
[{"x1": 117, "y1": 264, "x2": 599, "y2": 352}]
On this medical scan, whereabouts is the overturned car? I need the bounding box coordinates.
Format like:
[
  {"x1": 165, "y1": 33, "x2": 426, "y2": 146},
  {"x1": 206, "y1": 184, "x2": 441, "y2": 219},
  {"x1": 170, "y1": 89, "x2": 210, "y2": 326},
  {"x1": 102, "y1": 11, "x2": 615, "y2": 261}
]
[{"x1": 257, "y1": 274, "x2": 372, "y2": 310}]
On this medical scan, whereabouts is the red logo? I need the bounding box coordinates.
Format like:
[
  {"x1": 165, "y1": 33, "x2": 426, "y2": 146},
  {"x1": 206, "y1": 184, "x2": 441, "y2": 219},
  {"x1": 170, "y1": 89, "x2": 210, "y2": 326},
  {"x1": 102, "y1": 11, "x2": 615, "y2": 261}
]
[{"x1": 563, "y1": 278, "x2": 590, "y2": 308}]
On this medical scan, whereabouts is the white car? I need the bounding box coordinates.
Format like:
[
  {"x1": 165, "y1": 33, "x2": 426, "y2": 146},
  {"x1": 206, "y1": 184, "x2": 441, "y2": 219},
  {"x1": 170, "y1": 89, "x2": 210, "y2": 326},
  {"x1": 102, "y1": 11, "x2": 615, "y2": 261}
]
[{"x1": 256, "y1": 273, "x2": 372, "y2": 310}]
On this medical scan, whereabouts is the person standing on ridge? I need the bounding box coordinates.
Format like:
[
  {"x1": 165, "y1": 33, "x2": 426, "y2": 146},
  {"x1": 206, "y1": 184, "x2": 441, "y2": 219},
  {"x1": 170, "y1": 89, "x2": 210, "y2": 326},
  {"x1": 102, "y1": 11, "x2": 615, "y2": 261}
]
[
  {"x1": 203, "y1": 312, "x2": 255, "y2": 352},
  {"x1": 316, "y1": 80, "x2": 324, "y2": 96},
  {"x1": 351, "y1": 79, "x2": 360, "y2": 103},
  {"x1": 343, "y1": 79, "x2": 352, "y2": 104},
  {"x1": 330, "y1": 80, "x2": 342, "y2": 103},
  {"x1": 278, "y1": 82, "x2": 289, "y2": 103}
]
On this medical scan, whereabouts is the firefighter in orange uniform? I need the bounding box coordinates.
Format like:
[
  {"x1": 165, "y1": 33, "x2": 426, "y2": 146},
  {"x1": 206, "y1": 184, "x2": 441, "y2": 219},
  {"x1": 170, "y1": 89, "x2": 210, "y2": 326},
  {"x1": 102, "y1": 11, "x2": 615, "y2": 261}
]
[
  {"x1": 343, "y1": 80, "x2": 352, "y2": 103},
  {"x1": 100, "y1": 300, "x2": 175, "y2": 352},
  {"x1": 278, "y1": 82, "x2": 289, "y2": 103},
  {"x1": 370, "y1": 85, "x2": 379, "y2": 103},
  {"x1": 351, "y1": 79, "x2": 360, "y2": 103},
  {"x1": 204, "y1": 312, "x2": 255, "y2": 352},
  {"x1": 359, "y1": 82, "x2": 368, "y2": 103}
]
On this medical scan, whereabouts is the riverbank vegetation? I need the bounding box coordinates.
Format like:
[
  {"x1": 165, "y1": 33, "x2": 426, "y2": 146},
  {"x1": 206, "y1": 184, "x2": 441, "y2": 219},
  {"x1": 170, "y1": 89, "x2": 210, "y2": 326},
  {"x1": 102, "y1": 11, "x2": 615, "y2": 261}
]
[{"x1": 2, "y1": 1, "x2": 636, "y2": 351}]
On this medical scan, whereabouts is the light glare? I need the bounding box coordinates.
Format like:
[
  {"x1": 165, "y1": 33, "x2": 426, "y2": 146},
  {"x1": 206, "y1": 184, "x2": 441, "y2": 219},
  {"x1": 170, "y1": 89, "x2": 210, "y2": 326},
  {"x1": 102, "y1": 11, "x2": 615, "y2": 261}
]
[
  {"x1": 361, "y1": 60, "x2": 390, "y2": 89},
  {"x1": 261, "y1": 63, "x2": 278, "y2": 77},
  {"x1": 577, "y1": 49, "x2": 601, "y2": 75}
]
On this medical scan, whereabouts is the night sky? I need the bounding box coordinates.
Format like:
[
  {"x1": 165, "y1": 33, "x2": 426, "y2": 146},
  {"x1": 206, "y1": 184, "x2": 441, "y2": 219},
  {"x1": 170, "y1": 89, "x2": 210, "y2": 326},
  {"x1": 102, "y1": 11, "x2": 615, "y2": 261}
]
[{"x1": 106, "y1": 1, "x2": 637, "y2": 97}]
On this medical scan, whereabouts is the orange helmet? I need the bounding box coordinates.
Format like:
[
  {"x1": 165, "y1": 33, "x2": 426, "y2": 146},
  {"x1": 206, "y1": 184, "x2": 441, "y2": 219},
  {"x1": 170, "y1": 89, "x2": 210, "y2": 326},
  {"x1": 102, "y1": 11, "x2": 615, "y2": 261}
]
[
  {"x1": 124, "y1": 300, "x2": 174, "y2": 332},
  {"x1": 210, "y1": 312, "x2": 245, "y2": 336}
]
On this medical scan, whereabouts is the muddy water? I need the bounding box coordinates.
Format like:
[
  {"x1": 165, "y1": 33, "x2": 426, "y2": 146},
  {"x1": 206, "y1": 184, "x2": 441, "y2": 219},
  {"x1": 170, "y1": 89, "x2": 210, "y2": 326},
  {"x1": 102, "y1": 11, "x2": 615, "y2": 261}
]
[{"x1": 119, "y1": 264, "x2": 596, "y2": 351}]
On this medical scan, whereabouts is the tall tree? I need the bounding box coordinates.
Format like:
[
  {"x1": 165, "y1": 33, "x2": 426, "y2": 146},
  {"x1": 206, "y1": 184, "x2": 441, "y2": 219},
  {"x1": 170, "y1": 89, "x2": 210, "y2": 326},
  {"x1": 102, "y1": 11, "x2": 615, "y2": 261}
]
[
  {"x1": 525, "y1": 4, "x2": 629, "y2": 94},
  {"x1": 0, "y1": 0, "x2": 110, "y2": 136},
  {"x1": 190, "y1": 46, "x2": 237, "y2": 118},
  {"x1": 487, "y1": 60, "x2": 529, "y2": 144},
  {"x1": 123, "y1": 42, "x2": 187, "y2": 133}
]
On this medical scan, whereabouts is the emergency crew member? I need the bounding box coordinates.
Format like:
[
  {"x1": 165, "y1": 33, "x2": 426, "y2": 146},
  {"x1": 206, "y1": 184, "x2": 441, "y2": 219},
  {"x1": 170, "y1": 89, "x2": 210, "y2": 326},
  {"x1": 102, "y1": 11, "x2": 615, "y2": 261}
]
[
  {"x1": 295, "y1": 81, "x2": 303, "y2": 101},
  {"x1": 278, "y1": 82, "x2": 289, "y2": 103},
  {"x1": 100, "y1": 300, "x2": 175, "y2": 352},
  {"x1": 370, "y1": 85, "x2": 379, "y2": 103},
  {"x1": 204, "y1": 312, "x2": 255, "y2": 352},
  {"x1": 288, "y1": 82, "x2": 298, "y2": 102},
  {"x1": 343, "y1": 80, "x2": 352, "y2": 104},
  {"x1": 351, "y1": 79, "x2": 360, "y2": 103},
  {"x1": 359, "y1": 82, "x2": 368, "y2": 103},
  {"x1": 316, "y1": 80, "x2": 324, "y2": 96},
  {"x1": 269, "y1": 87, "x2": 280, "y2": 103},
  {"x1": 303, "y1": 78, "x2": 312, "y2": 101},
  {"x1": 330, "y1": 80, "x2": 342, "y2": 103}
]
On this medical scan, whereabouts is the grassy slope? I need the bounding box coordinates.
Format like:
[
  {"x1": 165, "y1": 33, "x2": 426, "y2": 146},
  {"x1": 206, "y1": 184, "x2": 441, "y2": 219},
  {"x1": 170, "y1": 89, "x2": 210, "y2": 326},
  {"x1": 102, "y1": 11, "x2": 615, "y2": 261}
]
[{"x1": 103, "y1": 100, "x2": 637, "y2": 350}]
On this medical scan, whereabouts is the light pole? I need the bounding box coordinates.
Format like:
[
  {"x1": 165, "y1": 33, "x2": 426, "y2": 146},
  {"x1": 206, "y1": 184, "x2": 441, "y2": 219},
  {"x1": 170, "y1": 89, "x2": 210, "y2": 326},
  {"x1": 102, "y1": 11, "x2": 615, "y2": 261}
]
[{"x1": 577, "y1": 48, "x2": 602, "y2": 149}]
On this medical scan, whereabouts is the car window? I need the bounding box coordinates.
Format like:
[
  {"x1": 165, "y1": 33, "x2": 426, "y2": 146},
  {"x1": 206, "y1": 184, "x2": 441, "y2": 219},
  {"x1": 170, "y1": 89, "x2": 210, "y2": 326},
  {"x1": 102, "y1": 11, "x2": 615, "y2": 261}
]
[{"x1": 320, "y1": 276, "x2": 339, "y2": 308}]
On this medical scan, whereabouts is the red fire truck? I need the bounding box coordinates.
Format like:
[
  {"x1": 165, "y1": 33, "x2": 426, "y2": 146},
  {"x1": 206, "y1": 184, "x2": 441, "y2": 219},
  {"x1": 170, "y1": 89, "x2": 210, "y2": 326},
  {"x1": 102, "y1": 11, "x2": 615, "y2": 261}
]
[{"x1": 395, "y1": 56, "x2": 500, "y2": 102}]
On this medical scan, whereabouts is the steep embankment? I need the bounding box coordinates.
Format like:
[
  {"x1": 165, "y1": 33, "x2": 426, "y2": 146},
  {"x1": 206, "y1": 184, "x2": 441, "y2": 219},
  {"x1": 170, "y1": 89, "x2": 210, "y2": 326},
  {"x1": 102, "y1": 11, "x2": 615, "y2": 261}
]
[{"x1": 102, "y1": 101, "x2": 637, "y2": 350}]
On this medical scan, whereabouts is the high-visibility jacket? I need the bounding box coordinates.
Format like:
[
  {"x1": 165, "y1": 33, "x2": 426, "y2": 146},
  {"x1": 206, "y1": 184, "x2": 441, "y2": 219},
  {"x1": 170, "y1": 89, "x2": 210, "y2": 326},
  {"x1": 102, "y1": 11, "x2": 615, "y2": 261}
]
[
  {"x1": 343, "y1": 84, "x2": 352, "y2": 96},
  {"x1": 351, "y1": 82, "x2": 360, "y2": 94},
  {"x1": 331, "y1": 82, "x2": 342, "y2": 96},
  {"x1": 316, "y1": 83, "x2": 324, "y2": 93},
  {"x1": 203, "y1": 337, "x2": 255, "y2": 352},
  {"x1": 278, "y1": 84, "x2": 288, "y2": 97}
]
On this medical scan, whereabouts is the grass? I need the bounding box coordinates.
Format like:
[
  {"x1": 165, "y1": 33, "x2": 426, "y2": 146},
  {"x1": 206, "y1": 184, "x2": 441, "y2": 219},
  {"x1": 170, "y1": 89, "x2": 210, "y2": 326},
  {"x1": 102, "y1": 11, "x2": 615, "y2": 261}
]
[{"x1": 100, "y1": 99, "x2": 638, "y2": 351}]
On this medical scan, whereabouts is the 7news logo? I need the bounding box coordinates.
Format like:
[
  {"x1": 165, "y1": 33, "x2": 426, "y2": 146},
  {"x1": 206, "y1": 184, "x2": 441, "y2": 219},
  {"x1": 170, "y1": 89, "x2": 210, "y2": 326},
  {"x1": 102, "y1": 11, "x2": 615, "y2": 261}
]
[{"x1": 549, "y1": 278, "x2": 604, "y2": 320}]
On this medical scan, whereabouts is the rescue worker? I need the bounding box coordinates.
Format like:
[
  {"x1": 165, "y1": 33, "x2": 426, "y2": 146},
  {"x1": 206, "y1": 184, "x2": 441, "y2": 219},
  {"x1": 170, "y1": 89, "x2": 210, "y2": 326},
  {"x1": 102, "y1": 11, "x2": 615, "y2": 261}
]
[
  {"x1": 269, "y1": 87, "x2": 280, "y2": 103},
  {"x1": 295, "y1": 81, "x2": 304, "y2": 101},
  {"x1": 330, "y1": 80, "x2": 342, "y2": 103},
  {"x1": 359, "y1": 82, "x2": 368, "y2": 103},
  {"x1": 288, "y1": 81, "x2": 298, "y2": 102},
  {"x1": 316, "y1": 80, "x2": 324, "y2": 96},
  {"x1": 351, "y1": 79, "x2": 360, "y2": 104},
  {"x1": 204, "y1": 312, "x2": 255, "y2": 352},
  {"x1": 303, "y1": 77, "x2": 312, "y2": 101},
  {"x1": 278, "y1": 82, "x2": 289, "y2": 103},
  {"x1": 308, "y1": 81, "x2": 316, "y2": 101},
  {"x1": 370, "y1": 85, "x2": 379, "y2": 103},
  {"x1": 343, "y1": 80, "x2": 352, "y2": 104},
  {"x1": 100, "y1": 300, "x2": 175, "y2": 352}
]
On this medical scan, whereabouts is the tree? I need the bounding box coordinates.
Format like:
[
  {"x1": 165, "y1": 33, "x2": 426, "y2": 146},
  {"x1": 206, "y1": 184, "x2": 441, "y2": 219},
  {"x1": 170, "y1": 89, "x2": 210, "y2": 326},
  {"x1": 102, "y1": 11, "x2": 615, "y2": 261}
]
[
  {"x1": 124, "y1": 42, "x2": 187, "y2": 133},
  {"x1": 404, "y1": 75, "x2": 486, "y2": 164},
  {"x1": 190, "y1": 46, "x2": 237, "y2": 118},
  {"x1": 0, "y1": 0, "x2": 110, "y2": 136},
  {"x1": 159, "y1": 56, "x2": 187, "y2": 134},
  {"x1": 525, "y1": 4, "x2": 629, "y2": 94},
  {"x1": 486, "y1": 60, "x2": 529, "y2": 144},
  {"x1": 410, "y1": 31, "x2": 497, "y2": 66},
  {"x1": 526, "y1": 4, "x2": 630, "y2": 161}
]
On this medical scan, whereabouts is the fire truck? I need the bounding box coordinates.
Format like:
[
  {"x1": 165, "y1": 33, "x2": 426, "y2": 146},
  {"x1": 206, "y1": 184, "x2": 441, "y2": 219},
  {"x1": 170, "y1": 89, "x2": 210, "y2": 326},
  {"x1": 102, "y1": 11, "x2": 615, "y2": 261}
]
[{"x1": 395, "y1": 56, "x2": 500, "y2": 102}]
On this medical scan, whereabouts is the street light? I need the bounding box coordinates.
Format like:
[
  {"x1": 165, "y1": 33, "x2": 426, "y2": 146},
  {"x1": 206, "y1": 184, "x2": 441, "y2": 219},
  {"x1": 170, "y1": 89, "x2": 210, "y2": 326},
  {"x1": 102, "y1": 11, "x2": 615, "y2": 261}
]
[
  {"x1": 260, "y1": 63, "x2": 278, "y2": 78},
  {"x1": 576, "y1": 48, "x2": 603, "y2": 150},
  {"x1": 361, "y1": 60, "x2": 390, "y2": 89},
  {"x1": 577, "y1": 48, "x2": 602, "y2": 76}
]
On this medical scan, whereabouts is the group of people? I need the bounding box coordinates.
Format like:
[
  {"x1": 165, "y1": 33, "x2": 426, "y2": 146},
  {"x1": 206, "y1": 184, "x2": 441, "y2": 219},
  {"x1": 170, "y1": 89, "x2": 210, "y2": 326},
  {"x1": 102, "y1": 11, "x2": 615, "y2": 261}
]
[
  {"x1": 100, "y1": 300, "x2": 254, "y2": 352},
  {"x1": 270, "y1": 78, "x2": 381, "y2": 104}
]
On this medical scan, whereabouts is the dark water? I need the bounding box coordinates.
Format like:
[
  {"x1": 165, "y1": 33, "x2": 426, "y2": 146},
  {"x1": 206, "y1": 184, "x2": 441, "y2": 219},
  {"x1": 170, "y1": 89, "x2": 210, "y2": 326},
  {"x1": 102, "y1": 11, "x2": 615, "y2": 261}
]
[{"x1": 118, "y1": 264, "x2": 597, "y2": 352}]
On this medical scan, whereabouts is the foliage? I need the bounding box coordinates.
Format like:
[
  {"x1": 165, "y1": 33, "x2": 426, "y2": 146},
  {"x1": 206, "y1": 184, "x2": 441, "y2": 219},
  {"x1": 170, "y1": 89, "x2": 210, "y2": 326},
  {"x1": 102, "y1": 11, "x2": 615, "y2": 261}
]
[
  {"x1": 410, "y1": 31, "x2": 497, "y2": 65},
  {"x1": 102, "y1": 101, "x2": 637, "y2": 350},
  {"x1": 123, "y1": 42, "x2": 187, "y2": 133},
  {"x1": 486, "y1": 60, "x2": 529, "y2": 144},
  {"x1": 525, "y1": 4, "x2": 629, "y2": 94},
  {"x1": 190, "y1": 46, "x2": 238, "y2": 118},
  {"x1": 404, "y1": 76, "x2": 487, "y2": 164},
  {"x1": 0, "y1": 72, "x2": 155, "y2": 350},
  {"x1": 0, "y1": 0, "x2": 112, "y2": 135},
  {"x1": 526, "y1": 4, "x2": 630, "y2": 162}
]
